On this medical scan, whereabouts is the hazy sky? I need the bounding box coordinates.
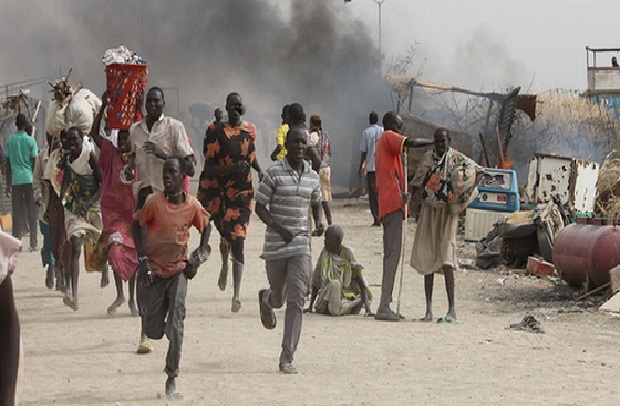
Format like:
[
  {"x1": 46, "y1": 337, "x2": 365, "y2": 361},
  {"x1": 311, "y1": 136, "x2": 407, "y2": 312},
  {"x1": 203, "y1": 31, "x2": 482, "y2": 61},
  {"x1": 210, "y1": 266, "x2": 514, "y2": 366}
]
[
  {"x1": 0, "y1": 0, "x2": 615, "y2": 187},
  {"x1": 344, "y1": 0, "x2": 620, "y2": 92},
  {"x1": 2, "y1": 1, "x2": 618, "y2": 95}
]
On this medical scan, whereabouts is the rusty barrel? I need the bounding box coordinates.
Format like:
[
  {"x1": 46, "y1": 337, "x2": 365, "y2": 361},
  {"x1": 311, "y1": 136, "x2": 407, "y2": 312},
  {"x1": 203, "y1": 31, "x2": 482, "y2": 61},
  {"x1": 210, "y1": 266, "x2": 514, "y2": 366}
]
[{"x1": 552, "y1": 218, "x2": 620, "y2": 288}]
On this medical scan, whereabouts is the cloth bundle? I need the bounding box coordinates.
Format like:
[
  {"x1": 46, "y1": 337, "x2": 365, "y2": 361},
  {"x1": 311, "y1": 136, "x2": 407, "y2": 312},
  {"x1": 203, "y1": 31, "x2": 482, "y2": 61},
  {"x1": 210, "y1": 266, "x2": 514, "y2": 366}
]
[
  {"x1": 422, "y1": 147, "x2": 480, "y2": 214},
  {"x1": 45, "y1": 88, "x2": 102, "y2": 135}
]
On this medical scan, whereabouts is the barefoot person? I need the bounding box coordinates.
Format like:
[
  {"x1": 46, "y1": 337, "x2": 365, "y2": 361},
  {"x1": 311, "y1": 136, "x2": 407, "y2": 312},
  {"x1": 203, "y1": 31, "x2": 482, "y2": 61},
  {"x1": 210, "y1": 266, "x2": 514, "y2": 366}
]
[
  {"x1": 255, "y1": 126, "x2": 323, "y2": 374},
  {"x1": 374, "y1": 112, "x2": 433, "y2": 321},
  {"x1": 198, "y1": 92, "x2": 261, "y2": 313},
  {"x1": 305, "y1": 224, "x2": 372, "y2": 316},
  {"x1": 410, "y1": 128, "x2": 483, "y2": 323},
  {"x1": 308, "y1": 115, "x2": 333, "y2": 228},
  {"x1": 90, "y1": 100, "x2": 139, "y2": 316},
  {"x1": 0, "y1": 230, "x2": 23, "y2": 406},
  {"x1": 135, "y1": 156, "x2": 211, "y2": 400},
  {"x1": 44, "y1": 131, "x2": 72, "y2": 292},
  {"x1": 58, "y1": 126, "x2": 107, "y2": 310}
]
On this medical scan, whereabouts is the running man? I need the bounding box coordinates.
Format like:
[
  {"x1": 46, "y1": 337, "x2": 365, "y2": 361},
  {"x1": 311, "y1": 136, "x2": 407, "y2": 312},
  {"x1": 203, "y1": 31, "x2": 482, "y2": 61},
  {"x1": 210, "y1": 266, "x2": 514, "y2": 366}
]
[{"x1": 255, "y1": 126, "x2": 323, "y2": 374}]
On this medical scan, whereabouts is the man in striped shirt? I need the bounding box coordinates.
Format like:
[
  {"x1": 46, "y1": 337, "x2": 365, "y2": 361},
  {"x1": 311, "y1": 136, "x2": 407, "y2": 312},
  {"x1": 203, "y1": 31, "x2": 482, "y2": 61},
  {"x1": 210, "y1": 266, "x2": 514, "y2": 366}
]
[{"x1": 255, "y1": 126, "x2": 323, "y2": 374}]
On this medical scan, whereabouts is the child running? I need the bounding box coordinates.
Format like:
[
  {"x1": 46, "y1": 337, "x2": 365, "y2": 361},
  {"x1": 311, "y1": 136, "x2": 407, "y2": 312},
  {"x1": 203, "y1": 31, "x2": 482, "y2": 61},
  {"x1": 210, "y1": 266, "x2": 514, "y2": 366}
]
[{"x1": 135, "y1": 156, "x2": 211, "y2": 400}]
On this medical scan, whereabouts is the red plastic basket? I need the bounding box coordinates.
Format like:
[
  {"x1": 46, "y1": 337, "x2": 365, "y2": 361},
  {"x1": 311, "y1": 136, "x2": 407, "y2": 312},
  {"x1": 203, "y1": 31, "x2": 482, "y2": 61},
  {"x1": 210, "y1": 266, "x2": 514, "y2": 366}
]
[{"x1": 105, "y1": 63, "x2": 148, "y2": 130}]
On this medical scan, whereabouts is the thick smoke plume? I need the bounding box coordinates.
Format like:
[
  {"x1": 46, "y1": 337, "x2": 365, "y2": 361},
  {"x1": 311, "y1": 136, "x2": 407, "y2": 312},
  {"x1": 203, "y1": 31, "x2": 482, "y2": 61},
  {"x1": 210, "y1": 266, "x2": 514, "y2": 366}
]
[{"x1": 0, "y1": 0, "x2": 390, "y2": 190}]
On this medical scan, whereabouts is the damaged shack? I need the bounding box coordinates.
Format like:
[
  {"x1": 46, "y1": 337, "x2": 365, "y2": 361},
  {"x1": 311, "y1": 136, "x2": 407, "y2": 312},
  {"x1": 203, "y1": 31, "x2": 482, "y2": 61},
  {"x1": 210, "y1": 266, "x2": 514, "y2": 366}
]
[{"x1": 387, "y1": 62, "x2": 620, "y2": 295}]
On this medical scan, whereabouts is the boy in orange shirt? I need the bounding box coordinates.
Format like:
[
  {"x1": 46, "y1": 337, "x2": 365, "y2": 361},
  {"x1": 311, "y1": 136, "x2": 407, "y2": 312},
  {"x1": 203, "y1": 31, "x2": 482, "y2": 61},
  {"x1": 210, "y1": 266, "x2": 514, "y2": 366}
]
[{"x1": 134, "y1": 156, "x2": 211, "y2": 400}]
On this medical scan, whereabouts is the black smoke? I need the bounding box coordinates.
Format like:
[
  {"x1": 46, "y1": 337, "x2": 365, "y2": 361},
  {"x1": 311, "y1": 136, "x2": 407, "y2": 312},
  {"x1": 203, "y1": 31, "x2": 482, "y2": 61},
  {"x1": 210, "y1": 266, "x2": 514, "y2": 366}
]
[{"x1": 0, "y1": 0, "x2": 391, "y2": 190}]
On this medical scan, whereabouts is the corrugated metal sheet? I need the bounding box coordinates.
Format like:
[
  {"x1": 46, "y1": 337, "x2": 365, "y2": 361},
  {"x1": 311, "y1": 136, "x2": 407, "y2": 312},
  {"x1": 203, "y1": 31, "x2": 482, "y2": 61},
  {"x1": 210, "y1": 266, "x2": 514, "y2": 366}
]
[
  {"x1": 525, "y1": 154, "x2": 599, "y2": 213},
  {"x1": 497, "y1": 87, "x2": 520, "y2": 147},
  {"x1": 464, "y1": 208, "x2": 508, "y2": 241}
]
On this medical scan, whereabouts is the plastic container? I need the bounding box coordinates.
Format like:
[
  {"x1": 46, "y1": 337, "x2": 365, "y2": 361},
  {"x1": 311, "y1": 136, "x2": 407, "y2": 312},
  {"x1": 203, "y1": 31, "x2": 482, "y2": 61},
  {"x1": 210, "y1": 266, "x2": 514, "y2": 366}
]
[{"x1": 105, "y1": 63, "x2": 148, "y2": 129}]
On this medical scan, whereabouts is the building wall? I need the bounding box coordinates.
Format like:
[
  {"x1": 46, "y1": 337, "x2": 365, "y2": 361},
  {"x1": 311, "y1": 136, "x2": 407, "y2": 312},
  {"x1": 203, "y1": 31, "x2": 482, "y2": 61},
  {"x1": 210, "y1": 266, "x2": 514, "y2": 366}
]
[{"x1": 588, "y1": 68, "x2": 620, "y2": 92}]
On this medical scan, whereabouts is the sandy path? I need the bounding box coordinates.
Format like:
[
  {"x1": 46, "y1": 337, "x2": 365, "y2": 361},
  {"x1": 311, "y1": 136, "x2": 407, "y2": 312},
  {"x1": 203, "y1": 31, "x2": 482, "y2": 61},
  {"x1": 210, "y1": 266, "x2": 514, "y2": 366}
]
[{"x1": 11, "y1": 201, "x2": 620, "y2": 405}]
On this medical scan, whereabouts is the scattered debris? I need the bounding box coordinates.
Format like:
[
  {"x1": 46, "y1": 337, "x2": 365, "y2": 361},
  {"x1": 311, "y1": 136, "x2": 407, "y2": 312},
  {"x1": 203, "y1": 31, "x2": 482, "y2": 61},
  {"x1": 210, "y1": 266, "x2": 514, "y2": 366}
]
[
  {"x1": 526, "y1": 256, "x2": 540, "y2": 274},
  {"x1": 599, "y1": 291, "x2": 620, "y2": 313},
  {"x1": 476, "y1": 232, "x2": 504, "y2": 269},
  {"x1": 457, "y1": 258, "x2": 476, "y2": 269},
  {"x1": 575, "y1": 282, "x2": 610, "y2": 302},
  {"x1": 609, "y1": 265, "x2": 620, "y2": 294},
  {"x1": 533, "y1": 260, "x2": 555, "y2": 278},
  {"x1": 557, "y1": 306, "x2": 585, "y2": 313},
  {"x1": 508, "y1": 316, "x2": 545, "y2": 334},
  {"x1": 525, "y1": 154, "x2": 599, "y2": 215}
]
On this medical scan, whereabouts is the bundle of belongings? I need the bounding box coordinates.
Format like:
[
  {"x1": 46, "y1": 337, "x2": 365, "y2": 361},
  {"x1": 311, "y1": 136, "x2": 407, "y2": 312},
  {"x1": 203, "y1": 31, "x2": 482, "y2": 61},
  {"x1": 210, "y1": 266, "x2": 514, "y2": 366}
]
[{"x1": 45, "y1": 68, "x2": 101, "y2": 136}]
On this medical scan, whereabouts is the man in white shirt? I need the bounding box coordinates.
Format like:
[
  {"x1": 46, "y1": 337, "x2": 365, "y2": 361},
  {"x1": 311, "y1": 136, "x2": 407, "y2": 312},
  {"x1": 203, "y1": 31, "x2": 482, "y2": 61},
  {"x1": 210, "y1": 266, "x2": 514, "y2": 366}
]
[{"x1": 358, "y1": 111, "x2": 383, "y2": 226}]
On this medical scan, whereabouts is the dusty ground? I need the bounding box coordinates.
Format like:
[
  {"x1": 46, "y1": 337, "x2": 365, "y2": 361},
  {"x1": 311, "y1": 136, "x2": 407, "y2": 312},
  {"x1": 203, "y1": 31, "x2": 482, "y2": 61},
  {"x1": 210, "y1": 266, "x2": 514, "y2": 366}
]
[{"x1": 12, "y1": 200, "x2": 620, "y2": 406}]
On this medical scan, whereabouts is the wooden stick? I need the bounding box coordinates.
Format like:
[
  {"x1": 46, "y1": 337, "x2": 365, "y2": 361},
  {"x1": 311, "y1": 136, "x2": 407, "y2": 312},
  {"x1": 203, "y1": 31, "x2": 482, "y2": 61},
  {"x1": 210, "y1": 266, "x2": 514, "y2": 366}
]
[
  {"x1": 575, "y1": 282, "x2": 610, "y2": 301},
  {"x1": 495, "y1": 122, "x2": 504, "y2": 168},
  {"x1": 478, "y1": 132, "x2": 490, "y2": 167}
]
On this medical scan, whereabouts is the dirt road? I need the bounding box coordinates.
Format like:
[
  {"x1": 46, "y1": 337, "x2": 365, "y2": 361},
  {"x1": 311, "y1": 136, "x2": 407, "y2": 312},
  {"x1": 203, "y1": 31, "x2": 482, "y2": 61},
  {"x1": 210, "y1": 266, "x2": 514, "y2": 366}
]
[{"x1": 12, "y1": 202, "x2": 620, "y2": 405}]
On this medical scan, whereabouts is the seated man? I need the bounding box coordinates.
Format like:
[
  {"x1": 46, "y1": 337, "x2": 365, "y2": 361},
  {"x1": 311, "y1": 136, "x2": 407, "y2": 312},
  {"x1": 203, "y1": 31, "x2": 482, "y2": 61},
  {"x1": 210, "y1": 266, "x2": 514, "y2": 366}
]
[{"x1": 306, "y1": 224, "x2": 373, "y2": 316}]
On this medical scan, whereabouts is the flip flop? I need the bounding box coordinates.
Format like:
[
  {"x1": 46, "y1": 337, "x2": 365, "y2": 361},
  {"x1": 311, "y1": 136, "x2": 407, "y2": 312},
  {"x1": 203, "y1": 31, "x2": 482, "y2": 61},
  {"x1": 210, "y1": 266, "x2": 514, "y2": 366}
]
[
  {"x1": 437, "y1": 316, "x2": 459, "y2": 324},
  {"x1": 258, "y1": 289, "x2": 276, "y2": 330}
]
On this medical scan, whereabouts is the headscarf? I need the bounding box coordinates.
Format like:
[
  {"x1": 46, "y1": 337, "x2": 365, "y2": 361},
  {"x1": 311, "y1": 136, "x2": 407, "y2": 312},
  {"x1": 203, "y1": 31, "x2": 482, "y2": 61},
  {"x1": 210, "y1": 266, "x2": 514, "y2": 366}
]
[{"x1": 309, "y1": 114, "x2": 321, "y2": 131}]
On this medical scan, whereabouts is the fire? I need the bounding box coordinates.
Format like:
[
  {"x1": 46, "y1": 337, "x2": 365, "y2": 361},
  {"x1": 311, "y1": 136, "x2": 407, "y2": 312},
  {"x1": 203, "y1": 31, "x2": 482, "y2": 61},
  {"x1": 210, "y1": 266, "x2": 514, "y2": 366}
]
[{"x1": 500, "y1": 145, "x2": 512, "y2": 170}]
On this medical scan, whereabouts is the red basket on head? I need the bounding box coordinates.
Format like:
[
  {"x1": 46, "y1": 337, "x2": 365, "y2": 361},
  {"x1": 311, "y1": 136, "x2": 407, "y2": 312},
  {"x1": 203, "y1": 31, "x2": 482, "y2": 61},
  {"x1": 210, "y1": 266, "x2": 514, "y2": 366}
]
[{"x1": 105, "y1": 63, "x2": 149, "y2": 130}]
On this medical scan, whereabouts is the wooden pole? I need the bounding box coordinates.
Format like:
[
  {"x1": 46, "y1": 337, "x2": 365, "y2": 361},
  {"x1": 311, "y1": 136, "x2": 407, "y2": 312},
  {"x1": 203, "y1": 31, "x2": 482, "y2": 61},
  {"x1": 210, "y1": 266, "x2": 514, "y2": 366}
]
[{"x1": 478, "y1": 132, "x2": 490, "y2": 167}]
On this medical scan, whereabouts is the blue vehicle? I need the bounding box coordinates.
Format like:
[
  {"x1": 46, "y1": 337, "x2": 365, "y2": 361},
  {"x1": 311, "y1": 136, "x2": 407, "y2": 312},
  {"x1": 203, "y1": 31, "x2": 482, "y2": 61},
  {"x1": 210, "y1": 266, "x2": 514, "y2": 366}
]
[{"x1": 469, "y1": 168, "x2": 519, "y2": 212}]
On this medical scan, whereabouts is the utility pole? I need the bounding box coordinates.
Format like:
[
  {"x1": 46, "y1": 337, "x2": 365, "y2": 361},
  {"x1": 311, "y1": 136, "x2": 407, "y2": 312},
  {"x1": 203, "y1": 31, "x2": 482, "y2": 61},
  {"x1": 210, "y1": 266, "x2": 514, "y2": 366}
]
[
  {"x1": 345, "y1": 0, "x2": 387, "y2": 61},
  {"x1": 373, "y1": 0, "x2": 386, "y2": 60}
]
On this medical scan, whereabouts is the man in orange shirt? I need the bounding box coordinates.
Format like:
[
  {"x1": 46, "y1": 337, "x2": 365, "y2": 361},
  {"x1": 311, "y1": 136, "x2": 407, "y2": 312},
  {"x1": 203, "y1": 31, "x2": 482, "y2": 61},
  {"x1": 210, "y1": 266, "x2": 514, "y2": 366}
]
[
  {"x1": 135, "y1": 156, "x2": 211, "y2": 400},
  {"x1": 374, "y1": 112, "x2": 433, "y2": 321}
]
